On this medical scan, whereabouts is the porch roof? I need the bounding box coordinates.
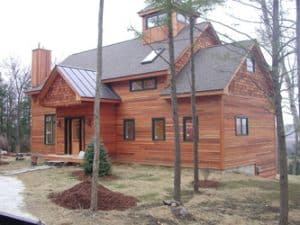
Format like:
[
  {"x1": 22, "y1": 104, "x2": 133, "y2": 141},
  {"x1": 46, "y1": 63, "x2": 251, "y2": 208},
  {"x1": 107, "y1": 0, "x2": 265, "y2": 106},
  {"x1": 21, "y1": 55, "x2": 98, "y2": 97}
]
[{"x1": 57, "y1": 65, "x2": 120, "y2": 100}]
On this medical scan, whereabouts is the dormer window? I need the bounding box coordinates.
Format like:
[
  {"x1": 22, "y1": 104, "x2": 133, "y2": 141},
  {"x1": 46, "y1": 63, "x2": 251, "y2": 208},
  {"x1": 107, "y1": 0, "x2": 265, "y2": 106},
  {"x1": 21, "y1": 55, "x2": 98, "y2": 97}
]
[
  {"x1": 141, "y1": 48, "x2": 165, "y2": 64},
  {"x1": 246, "y1": 57, "x2": 255, "y2": 73},
  {"x1": 146, "y1": 13, "x2": 167, "y2": 29}
]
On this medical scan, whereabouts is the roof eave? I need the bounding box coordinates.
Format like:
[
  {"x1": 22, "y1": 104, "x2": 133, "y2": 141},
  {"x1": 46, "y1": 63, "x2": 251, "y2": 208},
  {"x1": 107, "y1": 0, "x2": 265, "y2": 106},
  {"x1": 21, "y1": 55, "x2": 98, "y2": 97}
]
[{"x1": 160, "y1": 89, "x2": 225, "y2": 99}]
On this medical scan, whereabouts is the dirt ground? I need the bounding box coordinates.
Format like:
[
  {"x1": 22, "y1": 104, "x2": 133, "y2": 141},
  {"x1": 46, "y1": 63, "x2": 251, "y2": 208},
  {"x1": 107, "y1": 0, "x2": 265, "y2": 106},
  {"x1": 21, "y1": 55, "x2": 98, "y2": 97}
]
[{"x1": 1, "y1": 158, "x2": 300, "y2": 225}]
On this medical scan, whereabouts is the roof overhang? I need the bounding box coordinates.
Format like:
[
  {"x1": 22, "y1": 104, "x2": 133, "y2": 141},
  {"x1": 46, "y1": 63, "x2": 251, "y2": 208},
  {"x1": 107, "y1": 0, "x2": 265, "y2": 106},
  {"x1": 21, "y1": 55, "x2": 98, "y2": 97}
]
[
  {"x1": 102, "y1": 69, "x2": 168, "y2": 83},
  {"x1": 160, "y1": 89, "x2": 225, "y2": 99}
]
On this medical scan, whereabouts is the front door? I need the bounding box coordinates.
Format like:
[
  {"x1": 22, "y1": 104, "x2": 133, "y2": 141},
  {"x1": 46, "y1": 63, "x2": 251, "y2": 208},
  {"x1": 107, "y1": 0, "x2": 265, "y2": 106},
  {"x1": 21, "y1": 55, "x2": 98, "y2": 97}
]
[{"x1": 65, "y1": 118, "x2": 84, "y2": 155}]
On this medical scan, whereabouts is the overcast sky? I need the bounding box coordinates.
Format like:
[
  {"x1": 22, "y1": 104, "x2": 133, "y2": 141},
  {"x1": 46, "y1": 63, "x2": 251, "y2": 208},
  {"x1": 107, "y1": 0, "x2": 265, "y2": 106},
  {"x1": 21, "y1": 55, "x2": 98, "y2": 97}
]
[
  {"x1": 0, "y1": 0, "x2": 261, "y2": 65},
  {"x1": 0, "y1": 0, "x2": 295, "y2": 123}
]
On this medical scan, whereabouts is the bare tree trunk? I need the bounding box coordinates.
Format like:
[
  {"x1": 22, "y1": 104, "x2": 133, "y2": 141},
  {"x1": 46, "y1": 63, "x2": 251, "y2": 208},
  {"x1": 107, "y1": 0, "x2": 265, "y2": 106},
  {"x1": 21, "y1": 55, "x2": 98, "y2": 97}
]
[
  {"x1": 15, "y1": 100, "x2": 20, "y2": 153},
  {"x1": 189, "y1": 16, "x2": 199, "y2": 193},
  {"x1": 91, "y1": 0, "x2": 104, "y2": 211},
  {"x1": 166, "y1": 4, "x2": 181, "y2": 202},
  {"x1": 282, "y1": 61, "x2": 299, "y2": 175},
  {"x1": 296, "y1": 0, "x2": 300, "y2": 175},
  {"x1": 272, "y1": 0, "x2": 288, "y2": 224}
]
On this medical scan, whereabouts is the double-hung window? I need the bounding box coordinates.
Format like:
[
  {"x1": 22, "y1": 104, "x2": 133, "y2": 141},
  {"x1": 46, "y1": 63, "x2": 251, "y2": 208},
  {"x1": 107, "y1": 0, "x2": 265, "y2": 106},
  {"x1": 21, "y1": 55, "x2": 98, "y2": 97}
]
[
  {"x1": 44, "y1": 114, "x2": 55, "y2": 145},
  {"x1": 235, "y1": 116, "x2": 249, "y2": 136},
  {"x1": 183, "y1": 116, "x2": 198, "y2": 141},
  {"x1": 123, "y1": 119, "x2": 135, "y2": 140},
  {"x1": 152, "y1": 118, "x2": 165, "y2": 141}
]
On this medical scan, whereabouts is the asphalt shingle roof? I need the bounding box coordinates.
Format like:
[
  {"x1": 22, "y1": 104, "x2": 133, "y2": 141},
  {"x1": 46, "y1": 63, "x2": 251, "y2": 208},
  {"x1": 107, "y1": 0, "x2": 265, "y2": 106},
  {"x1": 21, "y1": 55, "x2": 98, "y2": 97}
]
[
  {"x1": 160, "y1": 40, "x2": 256, "y2": 95},
  {"x1": 60, "y1": 22, "x2": 209, "y2": 81}
]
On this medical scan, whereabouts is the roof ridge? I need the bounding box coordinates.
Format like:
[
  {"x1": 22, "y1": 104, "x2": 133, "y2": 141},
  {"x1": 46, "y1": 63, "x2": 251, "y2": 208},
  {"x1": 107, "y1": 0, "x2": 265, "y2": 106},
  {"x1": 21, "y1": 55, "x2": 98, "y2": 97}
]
[
  {"x1": 199, "y1": 39, "x2": 256, "y2": 51},
  {"x1": 57, "y1": 64, "x2": 96, "y2": 72},
  {"x1": 68, "y1": 22, "x2": 209, "y2": 57}
]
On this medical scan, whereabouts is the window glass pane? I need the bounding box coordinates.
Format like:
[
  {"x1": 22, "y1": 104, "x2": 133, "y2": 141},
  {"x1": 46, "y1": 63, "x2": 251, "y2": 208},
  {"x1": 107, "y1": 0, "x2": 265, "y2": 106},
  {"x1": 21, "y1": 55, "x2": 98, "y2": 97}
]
[
  {"x1": 157, "y1": 13, "x2": 167, "y2": 25},
  {"x1": 184, "y1": 118, "x2": 194, "y2": 141},
  {"x1": 246, "y1": 58, "x2": 254, "y2": 72},
  {"x1": 236, "y1": 118, "x2": 242, "y2": 135},
  {"x1": 146, "y1": 16, "x2": 156, "y2": 28},
  {"x1": 124, "y1": 120, "x2": 134, "y2": 140},
  {"x1": 241, "y1": 118, "x2": 247, "y2": 135},
  {"x1": 144, "y1": 79, "x2": 156, "y2": 89},
  {"x1": 45, "y1": 115, "x2": 54, "y2": 144},
  {"x1": 131, "y1": 81, "x2": 143, "y2": 91},
  {"x1": 153, "y1": 119, "x2": 164, "y2": 140}
]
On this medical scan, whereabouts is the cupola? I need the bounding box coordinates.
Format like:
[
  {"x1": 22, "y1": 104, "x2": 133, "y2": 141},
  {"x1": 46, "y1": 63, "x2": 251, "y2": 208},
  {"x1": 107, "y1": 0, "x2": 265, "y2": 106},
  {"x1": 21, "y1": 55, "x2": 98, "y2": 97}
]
[{"x1": 138, "y1": 6, "x2": 192, "y2": 44}]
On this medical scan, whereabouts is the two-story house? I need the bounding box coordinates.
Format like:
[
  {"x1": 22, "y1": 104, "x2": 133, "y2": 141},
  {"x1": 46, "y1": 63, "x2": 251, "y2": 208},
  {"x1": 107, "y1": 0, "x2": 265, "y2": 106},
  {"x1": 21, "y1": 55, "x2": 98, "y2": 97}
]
[{"x1": 26, "y1": 7, "x2": 276, "y2": 177}]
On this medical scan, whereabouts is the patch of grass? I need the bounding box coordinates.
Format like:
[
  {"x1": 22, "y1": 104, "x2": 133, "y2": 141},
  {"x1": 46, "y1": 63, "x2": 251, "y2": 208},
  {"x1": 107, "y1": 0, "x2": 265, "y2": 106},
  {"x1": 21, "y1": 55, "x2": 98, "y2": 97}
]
[
  {"x1": 164, "y1": 188, "x2": 194, "y2": 203},
  {"x1": 138, "y1": 192, "x2": 160, "y2": 201},
  {"x1": 108, "y1": 183, "x2": 128, "y2": 189},
  {"x1": 221, "y1": 179, "x2": 278, "y2": 191}
]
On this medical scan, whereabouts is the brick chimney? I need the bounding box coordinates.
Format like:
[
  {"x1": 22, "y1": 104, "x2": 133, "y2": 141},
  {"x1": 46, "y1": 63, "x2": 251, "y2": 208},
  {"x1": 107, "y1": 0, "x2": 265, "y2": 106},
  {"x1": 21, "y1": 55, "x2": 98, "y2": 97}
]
[
  {"x1": 138, "y1": 7, "x2": 193, "y2": 44},
  {"x1": 31, "y1": 47, "x2": 51, "y2": 87}
]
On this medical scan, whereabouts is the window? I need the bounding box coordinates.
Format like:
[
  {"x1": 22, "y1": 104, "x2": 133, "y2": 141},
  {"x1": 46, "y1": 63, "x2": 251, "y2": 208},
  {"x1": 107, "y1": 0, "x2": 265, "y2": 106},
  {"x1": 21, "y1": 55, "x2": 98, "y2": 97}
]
[
  {"x1": 152, "y1": 118, "x2": 166, "y2": 141},
  {"x1": 146, "y1": 13, "x2": 167, "y2": 29},
  {"x1": 44, "y1": 114, "x2": 55, "y2": 145},
  {"x1": 177, "y1": 13, "x2": 189, "y2": 24},
  {"x1": 141, "y1": 48, "x2": 165, "y2": 64},
  {"x1": 235, "y1": 116, "x2": 248, "y2": 136},
  {"x1": 183, "y1": 116, "x2": 198, "y2": 141},
  {"x1": 246, "y1": 57, "x2": 255, "y2": 73},
  {"x1": 123, "y1": 119, "x2": 135, "y2": 140},
  {"x1": 130, "y1": 78, "x2": 157, "y2": 91}
]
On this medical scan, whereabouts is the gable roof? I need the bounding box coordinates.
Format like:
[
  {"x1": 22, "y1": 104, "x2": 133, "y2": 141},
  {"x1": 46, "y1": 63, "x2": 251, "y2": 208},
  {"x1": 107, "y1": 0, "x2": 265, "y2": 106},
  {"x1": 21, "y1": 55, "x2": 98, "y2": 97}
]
[
  {"x1": 60, "y1": 22, "x2": 210, "y2": 81},
  {"x1": 160, "y1": 40, "x2": 256, "y2": 95}
]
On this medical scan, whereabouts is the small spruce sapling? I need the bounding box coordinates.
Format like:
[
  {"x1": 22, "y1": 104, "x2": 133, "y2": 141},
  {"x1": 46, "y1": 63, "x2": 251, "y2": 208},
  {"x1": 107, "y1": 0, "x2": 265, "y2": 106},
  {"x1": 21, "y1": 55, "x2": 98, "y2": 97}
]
[{"x1": 82, "y1": 142, "x2": 112, "y2": 177}]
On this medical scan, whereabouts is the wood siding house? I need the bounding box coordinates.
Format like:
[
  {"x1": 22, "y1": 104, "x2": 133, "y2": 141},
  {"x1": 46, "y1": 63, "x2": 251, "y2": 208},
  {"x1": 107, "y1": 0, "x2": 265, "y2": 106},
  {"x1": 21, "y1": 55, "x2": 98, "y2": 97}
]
[{"x1": 26, "y1": 7, "x2": 276, "y2": 177}]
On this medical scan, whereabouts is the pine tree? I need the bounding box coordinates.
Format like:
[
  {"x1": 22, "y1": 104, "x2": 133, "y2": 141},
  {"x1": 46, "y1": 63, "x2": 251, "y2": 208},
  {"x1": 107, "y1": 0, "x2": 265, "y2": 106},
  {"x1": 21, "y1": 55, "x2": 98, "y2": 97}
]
[{"x1": 82, "y1": 142, "x2": 112, "y2": 177}]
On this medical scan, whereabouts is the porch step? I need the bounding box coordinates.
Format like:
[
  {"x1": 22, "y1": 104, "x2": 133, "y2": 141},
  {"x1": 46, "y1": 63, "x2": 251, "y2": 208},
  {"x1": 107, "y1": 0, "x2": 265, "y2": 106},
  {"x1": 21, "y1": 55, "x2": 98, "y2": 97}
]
[
  {"x1": 41, "y1": 154, "x2": 84, "y2": 164},
  {"x1": 45, "y1": 160, "x2": 67, "y2": 167}
]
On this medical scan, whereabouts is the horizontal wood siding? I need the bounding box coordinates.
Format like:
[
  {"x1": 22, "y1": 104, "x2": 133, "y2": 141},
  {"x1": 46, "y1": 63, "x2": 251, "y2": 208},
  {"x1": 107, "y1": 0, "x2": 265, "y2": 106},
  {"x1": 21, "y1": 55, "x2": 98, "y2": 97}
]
[
  {"x1": 224, "y1": 53, "x2": 276, "y2": 178},
  {"x1": 56, "y1": 103, "x2": 117, "y2": 155},
  {"x1": 31, "y1": 96, "x2": 56, "y2": 154},
  {"x1": 112, "y1": 76, "x2": 222, "y2": 169}
]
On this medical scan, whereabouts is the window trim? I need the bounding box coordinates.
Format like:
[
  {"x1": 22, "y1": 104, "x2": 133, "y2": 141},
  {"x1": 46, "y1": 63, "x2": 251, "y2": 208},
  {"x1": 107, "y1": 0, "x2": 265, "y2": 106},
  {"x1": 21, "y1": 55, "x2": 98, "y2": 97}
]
[
  {"x1": 235, "y1": 115, "x2": 249, "y2": 136},
  {"x1": 44, "y1": 114, "x2": 55, "y2": 145},
  {"x1": 145, "y1": 12, "x2": 167, "y2": 29},
  {"x1": 129, "y1": 77, "x2": 157, "y2": 92},
  {"x1": 152, "y1": 118, "x2": 166, "y2": 141},
  {"x1": 183, "y1": 116, "x2": 198, "y2": 142},
  {"x1": 246, "y1": 57, "x2": 255, "y2": 73},
  {"x1": 123, "y1": 119, "x2": 135, "y2": 141}
]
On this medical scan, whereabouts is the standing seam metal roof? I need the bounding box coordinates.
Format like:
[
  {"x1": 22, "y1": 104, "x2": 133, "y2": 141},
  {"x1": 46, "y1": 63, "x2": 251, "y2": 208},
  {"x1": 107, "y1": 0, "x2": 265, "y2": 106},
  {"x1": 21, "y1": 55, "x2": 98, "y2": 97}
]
[{"x1": 57, "y1": 65, "x2": 120, "y2": 100}]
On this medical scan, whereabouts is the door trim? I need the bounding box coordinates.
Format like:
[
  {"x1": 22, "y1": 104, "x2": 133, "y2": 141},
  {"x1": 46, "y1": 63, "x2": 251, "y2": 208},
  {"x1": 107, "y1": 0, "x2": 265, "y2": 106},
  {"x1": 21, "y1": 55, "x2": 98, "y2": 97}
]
[{"x1": 64, "y1": 117, "x2": 85, "y2": 155}]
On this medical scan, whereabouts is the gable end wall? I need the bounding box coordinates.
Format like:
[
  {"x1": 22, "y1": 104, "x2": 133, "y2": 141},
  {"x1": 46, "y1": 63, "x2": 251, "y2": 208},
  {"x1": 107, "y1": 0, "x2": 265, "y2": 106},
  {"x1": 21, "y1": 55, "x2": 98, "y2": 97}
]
[{"x1": 223, "y1": 51, "x2": 276, "y2": 177}]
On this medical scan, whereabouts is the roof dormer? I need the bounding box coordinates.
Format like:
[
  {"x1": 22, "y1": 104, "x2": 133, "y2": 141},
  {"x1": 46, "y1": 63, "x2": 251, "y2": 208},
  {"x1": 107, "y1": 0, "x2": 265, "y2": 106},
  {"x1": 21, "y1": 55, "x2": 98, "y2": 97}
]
[{"x1": 138, "y1": 6, "x2": 193, "y2": 44}]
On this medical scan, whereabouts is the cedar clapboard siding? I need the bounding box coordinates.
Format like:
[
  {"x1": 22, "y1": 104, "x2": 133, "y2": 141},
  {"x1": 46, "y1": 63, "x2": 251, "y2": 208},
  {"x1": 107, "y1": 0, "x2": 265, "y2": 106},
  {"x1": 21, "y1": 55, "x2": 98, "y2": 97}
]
[
  {"x1": 112, "y1": 76, "x2": 222, "y2": 169},
  {"x1": 31, "y1": 96, "x2": 56, "y2": 154},
  {"x1": 223, "y1": 53, "x2": 276, "y2": 177},
  {"x1": 55, "y1": 103, "x2": 117, "y2": 156}
]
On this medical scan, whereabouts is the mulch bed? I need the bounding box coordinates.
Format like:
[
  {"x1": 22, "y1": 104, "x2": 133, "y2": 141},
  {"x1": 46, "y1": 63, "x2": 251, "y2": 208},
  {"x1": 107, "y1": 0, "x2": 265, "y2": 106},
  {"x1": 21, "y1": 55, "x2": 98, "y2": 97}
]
[
  {"x1": 71, "y1": 170, "x2": 118, "y2": 181},
  {"x1": 192, "y1": 180, "x2": 220, "y2": 188},
  {"x1": 49, "y1": 180, "x2": 137, "y2": 210}
]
